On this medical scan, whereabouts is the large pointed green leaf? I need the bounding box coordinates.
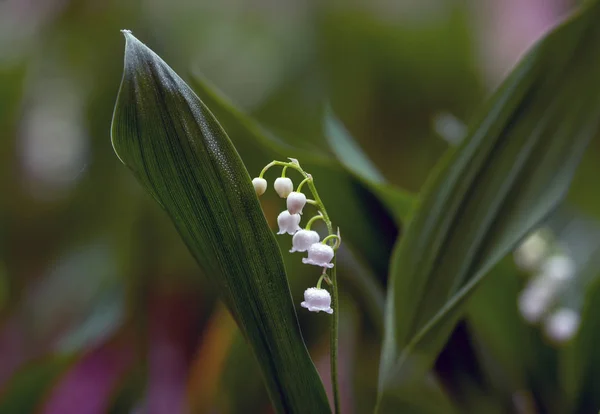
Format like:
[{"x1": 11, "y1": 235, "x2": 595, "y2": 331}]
[
  {"x1": 110, "y1": 31, "x2": 330, "y2": 413},
  {"x1": 378, "y1": 2, "x2": 600, "y2": 408}
]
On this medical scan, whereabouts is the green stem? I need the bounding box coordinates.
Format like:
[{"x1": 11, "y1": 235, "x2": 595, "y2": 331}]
[
  {"x1": 297, "y1": 175, "x2": 311, "y2": 192},
  {"x1": 263, "y1": 160, "x2": 340, "y2": 414},
  {"x1": 316, "y1": 273, "x2": 326, "y2": 289},
  {"x1": 330, "y1": 259, "x2": 339, "y2": 414},
  {"x1": 322, "y1": 234, "x2": 341, "y2": 250},
  {"x1": 306, "y1": 214, "x2": 325, "y2": 230}
]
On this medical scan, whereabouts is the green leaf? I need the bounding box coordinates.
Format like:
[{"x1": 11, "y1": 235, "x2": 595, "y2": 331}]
[
  {"x1": 324, "y1": 108, "x2": 385, "y2": 184},
  {"x1": 560, "y1": 276, "x2": 600, "y2": 412},
  {"x1": 378, "y1": 2, "x2": 600, "y2": 407},
  {"x1": 110, "y1": 31, "x2": 330, "y2": 413},
  {"x1": 324, "y1": 110, "x2": 415, "y2": 223},
  {"x1": 466, "y1": 259, "x2": 548, "y2": 408},
  {"x1": 466, "y1": 260, "x2": 533, "y2": 391}
]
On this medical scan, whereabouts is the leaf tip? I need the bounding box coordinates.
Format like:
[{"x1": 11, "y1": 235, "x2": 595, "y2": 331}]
[{"x1": 120, "y1": 29, "x2": 139, "y2": 48}]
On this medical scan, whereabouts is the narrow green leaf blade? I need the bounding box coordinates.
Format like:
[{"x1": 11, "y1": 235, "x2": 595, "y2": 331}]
[
  {"x1": 324, "y1": 109, "x2": 385, "y2": 184},
  {"x1": 111, "y1": 31, "x2": 330, "y2": 413},
  {"x1": 324, "y1": 110, "x2": 415, "y2": 223},
  {"x1": 379, "y1": 2, "x2": 600, "y2": 406}
]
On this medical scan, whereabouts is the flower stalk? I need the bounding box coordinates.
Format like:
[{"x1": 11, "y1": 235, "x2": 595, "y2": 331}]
[{"x1": 254, "y1": 158, "x2": 341, "y2": 414}]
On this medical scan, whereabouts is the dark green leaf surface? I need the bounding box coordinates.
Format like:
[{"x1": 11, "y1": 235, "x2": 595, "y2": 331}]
[
  {"x1": 560, "y1": 277, "x2": 600, "y2": 413},
  {"x1": 466, "y1": 260, "x2": 546, "y2": 408},
  {"x1": 111, "y1": 31, "x2": 329, "y2": 413},
  {"x1": 378, "y1": 2, "x2": 600, "y2": 407}
]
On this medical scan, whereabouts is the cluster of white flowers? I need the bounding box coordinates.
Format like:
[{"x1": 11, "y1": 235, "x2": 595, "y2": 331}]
[
  {"x1": 514, "y1": 229, "x2": 580, "y2": 344},
  {"x1": 252, "y1": 160, "x2": 340, "y2": 315}
]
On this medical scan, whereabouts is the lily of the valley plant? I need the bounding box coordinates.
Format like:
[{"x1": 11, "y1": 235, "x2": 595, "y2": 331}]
[
  {"x1": 253, "y1": 158, "x2": 341, "y2": 314},
  {"x1": 253, "y1": 158, "x2": 342, "y2": 411}
]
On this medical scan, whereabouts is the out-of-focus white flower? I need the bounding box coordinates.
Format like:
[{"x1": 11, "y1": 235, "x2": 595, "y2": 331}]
[
  {"x1": 514, "y1": 231, "x2": 549, "y2": 272},
  {"x1": 301, "y1": 287, "x2": 333, "y2": 314},
  {"x1": 290, "y1": 230, "x2": 320, "y2": 253},
  {"x1": 286, "y1": 191, "x2": 307, "y2": 215},
  {"x1": 19, "y1": 77, "x2": 89, "y2": 199},
  {"x1": 541, "y1": 255, "x2": 576, "y2": 282},
  {"x1": 518, "y1": 285, "x2": 554, "y2": 323},
  {"x1": 277, "y1": 211, "x2": 301, "y2": 235},
  {"x1": 518, "y1": 254, "x2": 576, "y2": 324},
  {"x1": 274, "y1": 177, "x2": 293, "y2": 198},
  {"x1": 302, "y1": 243, "x2": 334, "y2": 268},
  {"x1": 252, "y1": 177, "x2": 267, "y2": 195},
  {"x1": 432, "y1": 112, "x2": 467, "y2": 146},
  {"x1": 544, "y1": 308, "x2": 580, "y2": 343}
]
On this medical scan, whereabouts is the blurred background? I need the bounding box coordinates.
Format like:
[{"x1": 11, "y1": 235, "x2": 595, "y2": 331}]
[{"x1": 1, "y1": 0, "x2": 600, "y2": 413}]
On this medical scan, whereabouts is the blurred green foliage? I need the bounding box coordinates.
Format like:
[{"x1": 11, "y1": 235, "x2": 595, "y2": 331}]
[{"x1": 2, "y1": 0, "x2": 600, "y2": 413}]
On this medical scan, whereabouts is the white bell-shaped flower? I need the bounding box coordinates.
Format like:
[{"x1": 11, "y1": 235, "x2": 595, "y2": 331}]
[
  {"x1": 286, "y1": 191, "x2": 307, "y2": 215},
  {"x1": 301, "y1": 287, "x2": 333, "y2": 314},
  {"x1": 277, "y1": 210, "x2": 301, "y2": 235},
  {"x1": 274, "y1": 177, "x2": 293, "y2": 198},
  {"x1": 302, "y1": 243, "x2": 334, "y2": 268},
  {"x1": 252, "y1": 177, "x2": 267, "y2": 196},
  {"x1": 290, "y1": 230, "x2": 320, "y2": 253}
]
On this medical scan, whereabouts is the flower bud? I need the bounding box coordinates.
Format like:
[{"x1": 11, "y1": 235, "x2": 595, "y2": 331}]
[
  {"x1": 302, "y1": 243, "x2": 334, "y2": 268},
  {"x1": 301, "y1": 287, "x2": 333, "y2": 314},
  {"x1": 274, "y1": 177, "x2": 293, "y2": 198},
  {"x1": 286, "y1": 191, "x2": 307, "y2": 215},
  {"x1": 252, "y1": 177, "x2": 267, "y2": 196},
  {"x1": 290, "y1": 230, "x2": 320, "y2": 253},
  {"x1": 277, "y1": 210, "x2": 301, "y2": 235}
]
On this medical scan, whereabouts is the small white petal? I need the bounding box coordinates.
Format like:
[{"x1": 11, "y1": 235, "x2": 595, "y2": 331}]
[
  {"x1": 302, "y1": 243, "x2": 334, "y2": 268},
  {"x1": 252, "y1": 177, "x2": 267, "y2": 196},
  {"x1": 301, "y1": 287, "x2": 333, "y2": 314},
  {"x1": 274, "y1": 177, "x2": 293, "y2": 198},
  {"x1": 277, "y1": 211, "x2": 301, "y2": 235},
  {"x1": 286, "y1": 192, "x2": 307, "y2": 215}
]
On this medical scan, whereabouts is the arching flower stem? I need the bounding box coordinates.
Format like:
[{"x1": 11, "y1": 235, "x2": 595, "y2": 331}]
[
  {"x1": 259, "y1": 158, "x2": 340, "y2": 414},
  {"x1": 297, "y1": 175, "x2": 312, "y2": 192},
  {"x1": 322, "y1": 234, "x2": 342, "y2": 250},
  {"x1": 306, "y1": 214, "x2": 325, "y2": 230},
  {"x1": 316, "y1": 273, "x2": 326, "y2": 289}
]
